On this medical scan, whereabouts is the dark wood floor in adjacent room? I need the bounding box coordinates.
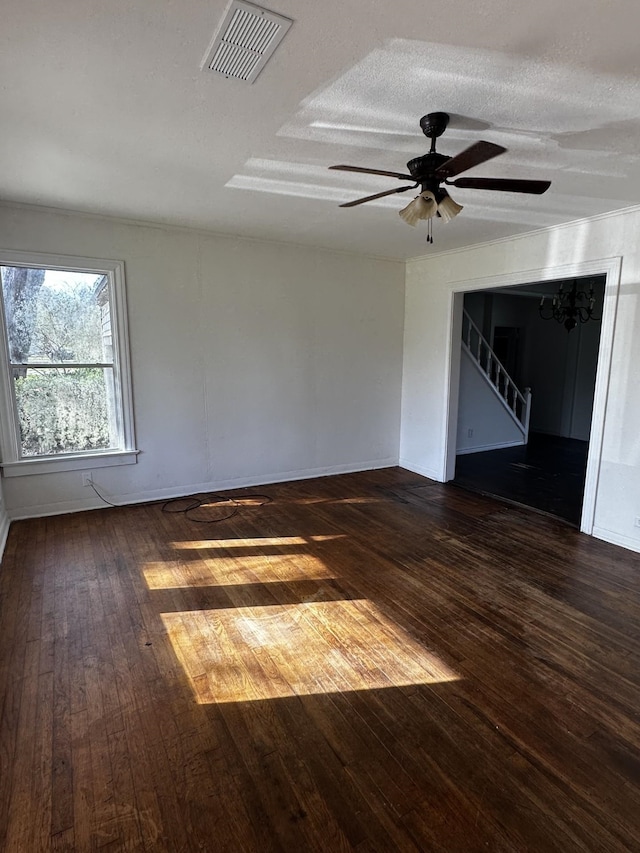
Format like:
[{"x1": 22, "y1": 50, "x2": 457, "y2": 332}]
[
  {"x1": 454, "y1": 432, "x2": 590, "y2": 527},
  {"x1": 1, "y1": 468, "x2": 640, "y2": 852}
]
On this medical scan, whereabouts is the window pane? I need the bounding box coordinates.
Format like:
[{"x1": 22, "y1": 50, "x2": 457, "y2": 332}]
[
  {"x1": 0, "y1": 267, "x2": 108, "y2": 364},
  {"x1": 13, "y1": 367, "x2": 115, "y2": 457}
]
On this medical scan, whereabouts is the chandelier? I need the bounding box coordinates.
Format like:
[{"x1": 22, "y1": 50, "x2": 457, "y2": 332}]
[{"x1": 538, "y1": 280, "x2": 599, "y2": 332}]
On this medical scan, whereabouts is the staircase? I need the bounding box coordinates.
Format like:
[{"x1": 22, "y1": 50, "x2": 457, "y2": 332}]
[{"x1": 461, "y1": 309, "x2": 531, "y2": 443}]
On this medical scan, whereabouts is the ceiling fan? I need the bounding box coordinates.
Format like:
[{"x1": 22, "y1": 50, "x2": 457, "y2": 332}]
[{"x1": 329, "y1": 112, "x2": 551, "y2": 243}]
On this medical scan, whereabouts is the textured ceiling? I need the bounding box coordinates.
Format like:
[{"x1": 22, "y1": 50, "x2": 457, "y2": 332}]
[{"x1": 2, "y1": 0, "x2": 640, "y2": 259}]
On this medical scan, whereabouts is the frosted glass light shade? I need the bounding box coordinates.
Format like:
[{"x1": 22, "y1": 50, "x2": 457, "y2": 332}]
[
  {"x1": 399, "y1": 190, "x2": 437, "y2": 226},
  {"x1": 437, "y1": 192, "x2": 463, "y2": 223}
]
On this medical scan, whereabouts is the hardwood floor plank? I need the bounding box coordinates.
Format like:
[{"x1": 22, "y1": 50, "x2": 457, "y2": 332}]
[
  {"x1": 0, "y1": 521, "x2": 37, "y2": 851},
  {"x1": 3, "y1": 638, "x2": 41, "y2": 852},
  {"x1": 30, "y1": 670, "x2": 55, "y2": 852},
  {"x1": 70, "y1": 708, "x2": 95, "y2": 852},
  {"x1": 2, "y1": 469, "x2": 640, "y2": 851}
]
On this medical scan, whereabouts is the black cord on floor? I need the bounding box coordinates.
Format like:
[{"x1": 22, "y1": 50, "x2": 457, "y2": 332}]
[
  {"x1": 162, "y1": 492, "x2": 273, "y2": 523},
  {"x1": 88, "y1": 480, "x2": 272, "y2": 523}
]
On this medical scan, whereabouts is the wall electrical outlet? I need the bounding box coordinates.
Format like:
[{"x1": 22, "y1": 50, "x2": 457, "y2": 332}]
[
  {"x1": 634, "y1": 517, "x2": 640, "y2": 529},
  {"x1": 82, "y1": 472, "x2": 93, "y2": 487},
  {"x1": 467, "y1": 428, "x2": 474, "y2": 438}
]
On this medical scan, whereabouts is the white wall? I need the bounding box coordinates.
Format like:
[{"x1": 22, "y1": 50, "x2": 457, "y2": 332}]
[
  {"x1": 456, "y1": 349, "x2": 525, "y2": 453},
  {"x1": 0, "y1": 204, "x2": 405, "y2": 517},
  {"x1": 400, "y1": 205, "x2": 640, "y2": 553}
]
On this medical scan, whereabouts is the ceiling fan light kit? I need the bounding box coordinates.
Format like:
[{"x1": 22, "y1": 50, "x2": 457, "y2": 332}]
[
  {"x1": 399, "y1": 188, "x2": 463, "y2": 227},
  {"x1": 330, "y1": 111, "x2": 551, "y2": 244},
  {"x1": 399, "y1": 190, "x2": 437, "y2": 226},
  {"x1": 434, "y1": 189, "x2": 464, "y2": 223}
]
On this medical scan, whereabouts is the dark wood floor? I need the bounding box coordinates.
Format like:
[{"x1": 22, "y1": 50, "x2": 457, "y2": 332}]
[
  {"x1": 454, "y1": 432, "x2": 589, "y2": 526},
  {"x1": 2, "y1": 468, "x2": 640, "y2": 852}
]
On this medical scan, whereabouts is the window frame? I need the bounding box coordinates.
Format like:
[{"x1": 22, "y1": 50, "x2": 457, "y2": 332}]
[{"x1": 0, "y1": 250, "x2": 138, "y2": 476}]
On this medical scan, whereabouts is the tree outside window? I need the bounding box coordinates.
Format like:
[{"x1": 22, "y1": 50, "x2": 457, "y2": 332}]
[{"x1": 0, "y1": 253, "x2": 136, "y2": 470}]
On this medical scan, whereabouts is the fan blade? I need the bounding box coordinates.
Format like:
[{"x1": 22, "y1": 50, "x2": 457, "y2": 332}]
[
  {"x1": 339, "y1": 184, "x2": 417, "y2": 208},
  {"x1": 330, "y1": 164, "x2": 413, "y2": 180},
  {"x1": 435, "y1": 141, "x2": 506, "y2": 179},
  {"x1": 448, "y1": 177, "x2": 551, "y2": 194}
]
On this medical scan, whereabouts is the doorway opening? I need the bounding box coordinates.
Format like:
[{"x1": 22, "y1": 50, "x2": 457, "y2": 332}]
[{"x1": 444, "y1": 259, "x2": 620, "y2": 534}]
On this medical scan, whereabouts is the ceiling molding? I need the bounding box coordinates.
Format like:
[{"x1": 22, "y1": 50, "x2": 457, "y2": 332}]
[
  {"x1": 406, "y1": 202, "x2": 640, "y2": 265},
  {"x1": 0, "y1": 200, "x2": 403, "y2": 265}
]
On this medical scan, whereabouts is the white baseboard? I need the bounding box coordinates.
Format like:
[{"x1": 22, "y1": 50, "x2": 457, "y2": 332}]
[
  {"x1": 0, "y1": 510, "x2": 10, "y2": 563},
  {"x1": 456, "y1": 439, "x2": 525, "y2": 456},
  {"x1": 398, "y1": 458, "x2": 441, "y2": 482},
  {"x1": 591, "y1": 526, "x2": 640, "y2": 555},
  {"x1": 8, "y1": 457, "x2": 399, "y2": 520}
]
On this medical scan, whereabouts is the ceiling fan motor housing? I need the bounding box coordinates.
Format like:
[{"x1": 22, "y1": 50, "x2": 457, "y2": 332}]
[{"x1": 407, "y1": 153, "x2": 450, "y2": 193}]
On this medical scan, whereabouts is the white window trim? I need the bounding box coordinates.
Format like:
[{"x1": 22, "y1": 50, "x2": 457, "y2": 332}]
[{"x1": 0, "y1": 249, "x2": 138, "y2": 475}]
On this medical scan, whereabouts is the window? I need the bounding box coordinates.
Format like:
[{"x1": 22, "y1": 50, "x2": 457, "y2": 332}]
[{"x1": 0, "y1": 251, "x2": 137, "y2": 475}]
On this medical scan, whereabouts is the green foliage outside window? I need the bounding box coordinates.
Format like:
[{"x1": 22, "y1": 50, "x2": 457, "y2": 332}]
[
  {"x1": 15, "y1": 368, "x2": 111, "y2": 457},
  {"x1": 0, "y1": 266, "x2": 115, "y2": 457}
]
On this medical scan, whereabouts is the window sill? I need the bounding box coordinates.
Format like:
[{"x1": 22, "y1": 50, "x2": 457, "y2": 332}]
[{"x1": 1, "y1": 450, "x2": 139, "y2": 477}]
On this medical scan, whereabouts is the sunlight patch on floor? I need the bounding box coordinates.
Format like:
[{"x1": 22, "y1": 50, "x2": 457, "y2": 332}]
[
  {"x1": 161, "y1": 600, "x2": 460, "y2": 703},
  {"x1": 170, "y1": 535, "x2": 344, "y2": 549},
  {"x1": 143, "y1": 553, "x2": 336, "y2": 589}
]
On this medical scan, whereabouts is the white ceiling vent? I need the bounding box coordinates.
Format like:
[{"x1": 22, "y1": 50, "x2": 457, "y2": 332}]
[{"x1": 202, "y1": 1, "x2": 293, "y2": 84}]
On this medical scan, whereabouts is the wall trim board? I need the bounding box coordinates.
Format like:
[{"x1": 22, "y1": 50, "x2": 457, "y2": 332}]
[
  {"x1": 591, "y1": 526, "x2": 640, "y2": 555},
  {"x1": 442, "y1": 256, "x2": 621, "y2": 537},
  {"x1": 7, "y1": 458, "x2": 399, "y2": 520},
  {"x1": 456, "y1": 440, "x2": 525, "y2": 455},
  {"x1": 0, "y1": 512, "x2": 10, "y2": 563},
  {"x1": 397, "y1": 459, "x2": 440, "y2": 481},
  {"x1": 448, "y1": 257, "x2": 622, "y2": 296}
]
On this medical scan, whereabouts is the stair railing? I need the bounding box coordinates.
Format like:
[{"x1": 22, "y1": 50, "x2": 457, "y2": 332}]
[{"x1": 461, "y1": 310, "x2": 531, "y2": 440}]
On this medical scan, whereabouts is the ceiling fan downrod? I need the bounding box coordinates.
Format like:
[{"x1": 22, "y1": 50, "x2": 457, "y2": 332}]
[{"x1": 419, "y1": 112, "x2": 450, "y2": 153}]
